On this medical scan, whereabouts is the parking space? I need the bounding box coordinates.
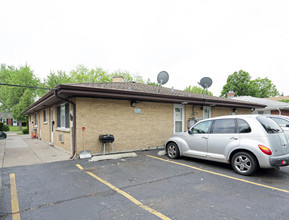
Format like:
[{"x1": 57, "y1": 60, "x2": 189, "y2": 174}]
[{"x1": 1, "y1": 150, "x2": 289, "y2": 219}]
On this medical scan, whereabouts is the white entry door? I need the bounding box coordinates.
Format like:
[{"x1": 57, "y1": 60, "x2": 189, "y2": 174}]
[
  {"x1": 50, "y1": 108, "x2": 54, "y2": 145},
  {"x1": 203, "y1": 106, "x2": 211, "y2": 119},
  {"x1": 174, "y1": 104, "x2": 185, "y2": 133}
]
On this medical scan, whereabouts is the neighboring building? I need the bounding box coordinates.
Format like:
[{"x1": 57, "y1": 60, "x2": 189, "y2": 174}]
[
  {"x1": 0, "y1": 112, "x2": 17, "y2": 126},
  {"x1": 231, "y1": 96, "x2": 289, "y2": 116},
  {"x1": 23, "y1": 79, "x2": 265, "y2": 158},
  {"x1": 265, "y1": 96, "x2": 289, "y2": 102}
]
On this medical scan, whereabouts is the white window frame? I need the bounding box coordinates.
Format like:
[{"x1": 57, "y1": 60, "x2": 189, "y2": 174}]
[
  {"x1": 174, "y1": 104, "x2": 185, "y2": 133},
  {"x1": 43, "y1": 109, "x2": 47, "y2": 124},
  {"x1": 34, "y1": 113, "x2": 38, "y2": 127},
  {"x1": 56, "y1": 103, "x2": 70, "y2": 132}
]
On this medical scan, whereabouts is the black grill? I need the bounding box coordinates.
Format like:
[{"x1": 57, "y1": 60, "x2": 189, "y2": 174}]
[{"x1": 99, "y1": 134, "x2": 114, "y2": 143}]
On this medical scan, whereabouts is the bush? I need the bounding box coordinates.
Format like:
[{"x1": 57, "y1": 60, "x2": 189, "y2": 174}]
[
  {"x1": 22, "y1": 128, "x2": 29, "y2": 134},
  {"x1": 0, "y1": 122, "x2": 3, "y2": 131},
  {"x1": 2, "y1": 124, "x2": 9, "y2": 132}
]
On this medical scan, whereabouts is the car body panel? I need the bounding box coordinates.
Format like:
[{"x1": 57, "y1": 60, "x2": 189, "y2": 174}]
[{"x1": 166, "y1": 115, "x2": 289, "y2": 170}]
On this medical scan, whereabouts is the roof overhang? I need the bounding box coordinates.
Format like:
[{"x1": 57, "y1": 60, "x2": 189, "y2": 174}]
[{"x1": 23, "y1": 84, "x2": 266, "y2": 115}]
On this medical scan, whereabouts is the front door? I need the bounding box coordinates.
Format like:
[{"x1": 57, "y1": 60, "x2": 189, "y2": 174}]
[
  {"x1": 50, "y1": 108, "x2": 54, "y2": 145},
  {"x1": 174, "y1": 104, "x2": 185, "y2": 133},
  {"x1": 203, "y1": 106, "x2": 211, "y2": 119}
]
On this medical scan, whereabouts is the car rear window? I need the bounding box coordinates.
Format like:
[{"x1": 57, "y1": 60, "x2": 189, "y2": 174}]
[{"x1": 257, "y1": 116, "x2": 282, "y2": 134}]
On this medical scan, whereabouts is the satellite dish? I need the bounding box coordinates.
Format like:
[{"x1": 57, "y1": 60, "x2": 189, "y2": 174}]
[
  {"x1": 157, "y1": 71, "x2": 169, "y2": 86},
  {"x1": 199, "y1": 77, "x2": 213, "y2": 89}
]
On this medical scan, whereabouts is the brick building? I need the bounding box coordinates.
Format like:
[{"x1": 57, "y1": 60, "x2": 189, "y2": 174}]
[
  {"x1": 0, "y1": 112, "x2": 17, "y2": 126},
  {"x1": 23, "y1": 79, "x2": 265, "y2": 158}
]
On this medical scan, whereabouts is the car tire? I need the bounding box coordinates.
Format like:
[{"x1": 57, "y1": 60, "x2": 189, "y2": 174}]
[
  {"x1": 166, "y1": 142, "x2": 180, "y2": 159},
  {"x1": 231, "y1": 152, "x2": 258, "y2": 176}
]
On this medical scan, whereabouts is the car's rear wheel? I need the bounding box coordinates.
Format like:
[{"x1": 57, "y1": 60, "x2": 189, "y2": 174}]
[
  {"x1": 231, "y1": 152, "x2": 258, "y2": 176},
  {"x1": 166, "y1": 143, "x2": 180, "y2": 159}
]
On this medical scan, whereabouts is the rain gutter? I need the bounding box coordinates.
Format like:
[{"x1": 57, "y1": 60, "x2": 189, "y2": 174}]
[{"x1": 54, "y1": 89, "x2": 76, "y2": 159}]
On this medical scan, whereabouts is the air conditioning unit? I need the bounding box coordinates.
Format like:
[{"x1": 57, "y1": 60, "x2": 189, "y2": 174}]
[{"x1": 59, "y1": 134, "x2": 64, "y2": 143}]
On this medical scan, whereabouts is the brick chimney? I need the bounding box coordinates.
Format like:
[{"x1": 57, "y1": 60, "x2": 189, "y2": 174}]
[
  {"x1": 227, "y1": 91, "x2": 235, "y2": 98},
  {"x1": 112, "y1": 76, "x2": 124, "y2": 82}
]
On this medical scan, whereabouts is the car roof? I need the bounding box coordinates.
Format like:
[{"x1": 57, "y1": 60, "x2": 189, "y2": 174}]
[
  {"x1": 201, "y1": 114, "x2": 262, "y2": 121},
  {"x1": 264, "y1": 114, "x2": 289, "y2": 120}
]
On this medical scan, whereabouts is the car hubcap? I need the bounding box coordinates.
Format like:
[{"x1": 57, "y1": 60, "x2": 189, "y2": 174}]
[
  {"x1": 168, "y1": 145, "x2": 176, "y2": 157},
  {"x1": 234, "y1": 155, "x2": 251, "y2": 173}
]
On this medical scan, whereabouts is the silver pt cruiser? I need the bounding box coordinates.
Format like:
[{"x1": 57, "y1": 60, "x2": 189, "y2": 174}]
[{"x1": 166, "y1": 115, "x2": 289, "y2": 175}]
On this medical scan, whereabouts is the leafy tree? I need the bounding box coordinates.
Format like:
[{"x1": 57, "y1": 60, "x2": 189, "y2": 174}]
[
  {"x1": 146, "y1": 78, "x2": 160, "y2": 86},
  {"x1": 44, "y1": 70, "x2": 72, "y2": 88},
  {"x1": 185, "y1": 85, "x2": 213, "y2": 96},
  {"x1": 111, "y1": 70, "x2": 145, "y2": 83},
  {"x1": 279, "y1": 99, "x2": 289, "y2": 103},
  {"x1": 70, "y1": 65, "x2": 111, "y2": 83},
  {"x1": 221, "y1": 70, "x2": 279, "y2": 98},
  {"x1": 221, "y1": 70, "x2": 251, "y2": 97},
  {"x1": 0, "y1": 64, "x2": 40, "y2": 129},
  {"x1": 248, "y1": 77, "x2": 279, "y2": 98}
]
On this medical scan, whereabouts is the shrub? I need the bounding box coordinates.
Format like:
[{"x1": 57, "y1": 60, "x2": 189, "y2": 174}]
[
  {"x1": 0, "y1": 122, "x2": 3, "y2": 131},
  {"x1": 2, "y1": 124, "x2": 9, "y2": 132},
  {"x1": 22, "y1": 128, "x2": 29, "y2": 134}
]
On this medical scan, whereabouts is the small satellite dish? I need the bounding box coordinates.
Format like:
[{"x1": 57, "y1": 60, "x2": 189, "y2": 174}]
[
  {"x1": 157, "y1": 71, "x2": 169, "y2": 86},
  {"x1": 199, "y1": 77, "x2": 213, "y2": 89}
]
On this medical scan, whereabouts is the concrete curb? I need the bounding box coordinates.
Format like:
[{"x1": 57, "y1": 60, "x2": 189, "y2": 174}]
[
  {"x1": 0, "y1": 139, "x2": 6, "y2": 198},
  {"x1": 89, "y1": 152, "x2": 137, "y2": 162}
]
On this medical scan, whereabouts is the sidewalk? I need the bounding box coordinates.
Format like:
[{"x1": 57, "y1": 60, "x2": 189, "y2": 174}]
[
  {"x1": 0, "y1": 133, "x2": 71, "y2": 197},
  {"x1": 1, "y1": 133, "x2": 70, "y2": 168}
]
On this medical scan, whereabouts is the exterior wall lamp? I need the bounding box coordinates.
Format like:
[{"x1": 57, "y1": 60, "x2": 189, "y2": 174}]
[{"x1": 131, "y1": 101, "x2": 137, "y2": 107}]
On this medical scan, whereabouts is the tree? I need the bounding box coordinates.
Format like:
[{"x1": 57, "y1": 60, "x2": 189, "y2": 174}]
[
  {"x1": 185, "y1": 85, "x2": 213, "y2": 96},
  {"x1": 111, "y1": 70, "x2": 145, "y2": 83},
  {"x1": 44, "y1": 70, "x2": 72, "y2": 88},
  {"x1": 70, "y1": 65, "x2": 111, "y2": 83},
  {"x1": 146, "y1": 78, "x2": 160, "y2": 87},
  {"x1": 0, "y1": 64, "x2": 40, "y2": 129},
  {"x1": 220, "y1": 70, "x2": 251, "y2": 97},
  {"x1": 248, "y1": 77, "x2": 279, "y2": 98},
  {"x1": 220, "y1": 70, "x2": 279, "y2": 98}
]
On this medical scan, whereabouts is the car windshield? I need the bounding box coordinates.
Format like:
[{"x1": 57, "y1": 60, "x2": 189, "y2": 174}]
[{"x1": 257, "y1": 116, "x2": 282, "y2": 134}]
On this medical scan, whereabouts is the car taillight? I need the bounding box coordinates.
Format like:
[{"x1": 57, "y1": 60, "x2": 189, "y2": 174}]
[{"x1": 258, "y1": 145, "x2": 272, "y2": 155}]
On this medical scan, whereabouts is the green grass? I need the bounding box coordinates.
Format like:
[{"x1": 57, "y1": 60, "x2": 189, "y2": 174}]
[{"x1": 8, "y1": 126, "x2": 27, "y2": 132}]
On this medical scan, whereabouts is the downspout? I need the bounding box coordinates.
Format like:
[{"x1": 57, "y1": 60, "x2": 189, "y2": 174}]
[
  {"x1": 54, "y1": 90, "x2": 76, "y2": 159},
  {"x1": 277, "y1": 107, "x2": 282, "y2": 115}
]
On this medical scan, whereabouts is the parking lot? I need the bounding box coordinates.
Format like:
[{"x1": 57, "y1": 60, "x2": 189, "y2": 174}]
[{"x1": 1, "y1": 149, "x2": 289, "y2": 220}]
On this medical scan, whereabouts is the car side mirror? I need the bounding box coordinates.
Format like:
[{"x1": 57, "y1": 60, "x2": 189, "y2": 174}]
[
  {"x1": 286, "y1": 124, "x2": 289, "y2": 128},
  {"x1": 188, "y1": 129, "x2": 193, "y2": 134}
]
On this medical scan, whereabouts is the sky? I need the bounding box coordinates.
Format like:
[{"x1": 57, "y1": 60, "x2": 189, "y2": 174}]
[{"x1": 1, "y1": 0, "x2": 289, "y2": 96}]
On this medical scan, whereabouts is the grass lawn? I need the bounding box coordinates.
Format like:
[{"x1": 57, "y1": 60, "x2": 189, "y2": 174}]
[{"x1": 8, "y1": 126, "x2": 27, "y2": 132}]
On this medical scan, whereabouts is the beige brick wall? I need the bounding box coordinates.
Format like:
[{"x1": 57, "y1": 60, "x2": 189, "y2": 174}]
[
  {"x1": 28, "y1": 106, "x2": 72, "y2": 153},
  {"x1": 27, "y1": 98, "x2": 252, "y2": 156},
  {"x1": 75, "y1": 98, "x2": 174, "y2": 154},
  {"x1": 211, "y1": 107, "x2": 251, "y2": 117}
]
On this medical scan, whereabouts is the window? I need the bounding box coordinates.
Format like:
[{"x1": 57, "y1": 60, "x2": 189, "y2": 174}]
[
  {"x1": 257, "y1": 116, "x2": 281, "y2": 134},
  {"x1": 237, "y1": 119, "x2": 251, "y2": 133},
  {"x1": 43, "y1": 109, "x2": 47, "y2": 123},
  {"x1": 57, "y1": 103, "x2": 69, "y2": 129},
  {"x1": 270, "y1": 117, "x2": 289, "y2": 127},
  {"x1": 191, "y1": 120, "x2": 212, "y2": 134},
  {"x1": 212, "y1": 119, "x2": 236, "y2": 134},
  {"x1": 34, "y1": 113, "x2": 37, "y2": 126}
]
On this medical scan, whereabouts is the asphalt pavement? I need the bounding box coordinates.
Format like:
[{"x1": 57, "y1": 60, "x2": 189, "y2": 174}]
[{"x1": 0, "y1": 133, "x2": 71, "y2": 198}]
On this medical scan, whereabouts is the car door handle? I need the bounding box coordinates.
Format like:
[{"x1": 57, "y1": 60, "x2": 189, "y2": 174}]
[
  {"x1": 202, "y1": 136, "x2": 208, "y2": 140},
  {"x1": 230, "y1": 137, "x2": 238, "y2": 140}
]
